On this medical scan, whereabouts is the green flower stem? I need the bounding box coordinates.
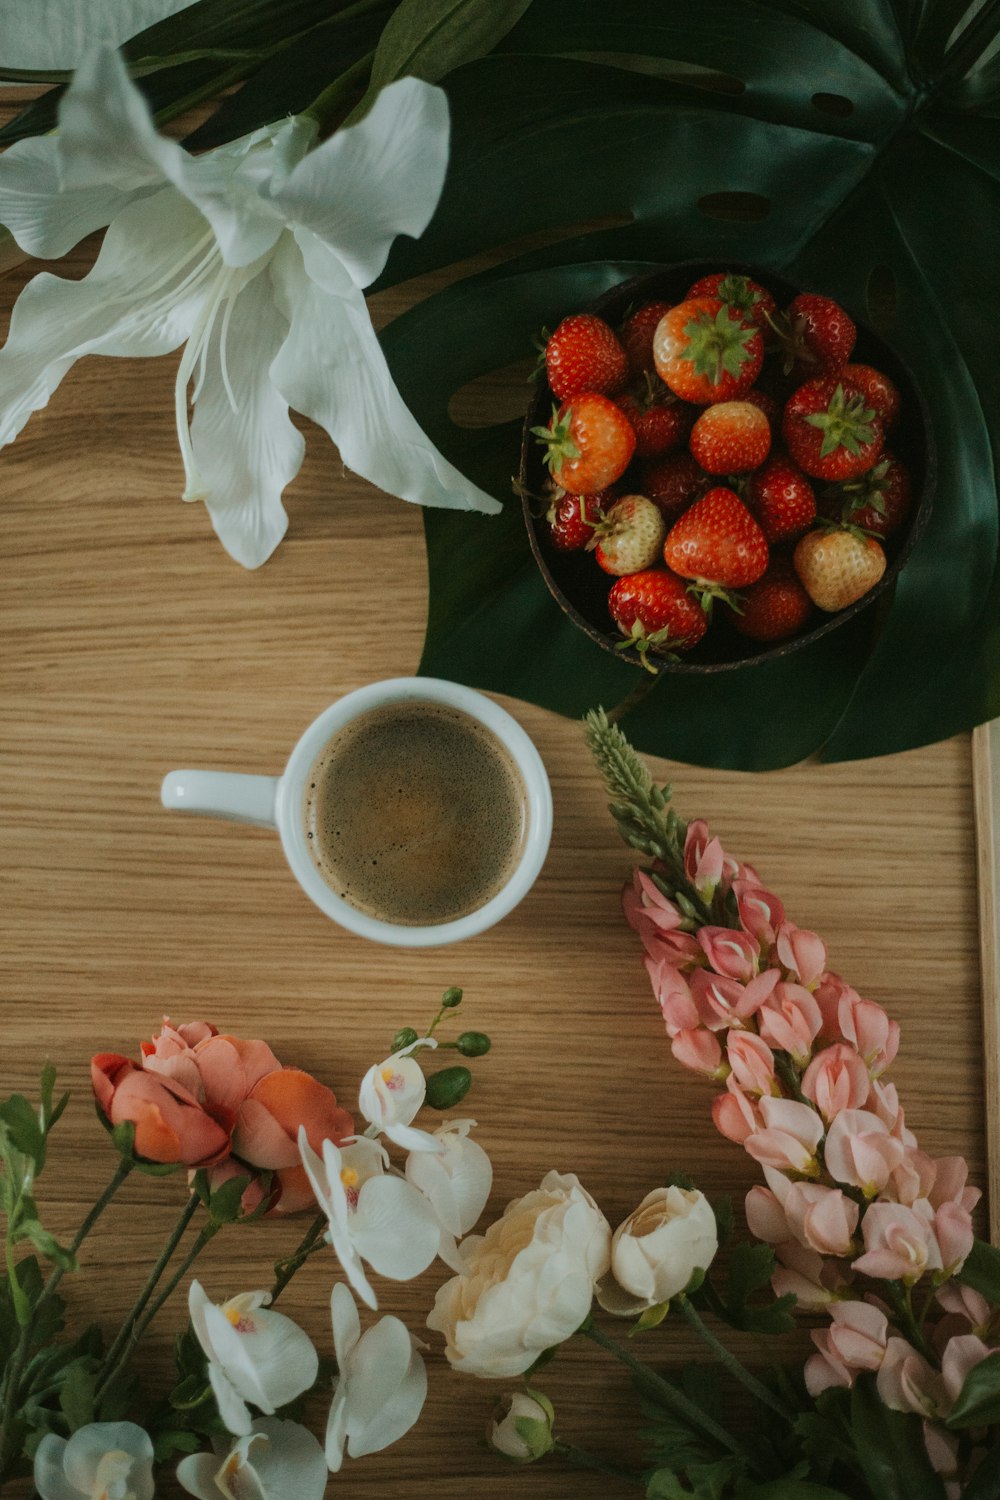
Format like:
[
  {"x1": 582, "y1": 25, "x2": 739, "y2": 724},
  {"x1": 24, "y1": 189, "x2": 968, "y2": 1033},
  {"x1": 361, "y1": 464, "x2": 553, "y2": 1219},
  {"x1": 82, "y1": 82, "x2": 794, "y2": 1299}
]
[
  {"x1": 880, "y1": 1281, "x2": 936, "y2": 1364},
  {"x1": 675, "y1": 1294, "x2": 795, "y2": 1422},
  {"x1": 580, "y1": 1322, "x2": 759, "y2": 1468},
  {"x1": 552, "y1": 1440, "x2": 644, "y2": 1485},
  {"x1": 0, "y1": 1155, "x2": 134, "y2": 1475},
  {"x1": 94, "y1": 1191, "x2": 201, "y2": 1399},
  {"x1": 269, "y1": 1212, "x2": 328, "y2": 1304}
]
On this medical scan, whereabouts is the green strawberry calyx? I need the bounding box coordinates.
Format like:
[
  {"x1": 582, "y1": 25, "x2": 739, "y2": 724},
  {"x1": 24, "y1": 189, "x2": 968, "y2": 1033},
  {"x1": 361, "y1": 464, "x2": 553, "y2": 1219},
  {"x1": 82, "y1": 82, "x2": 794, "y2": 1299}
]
[
  {"x1": 615, "y1": 620, "x2": 680, "y2": 673},
  {"x1": 803, "y1": 384, "x2": 878, "y2": 459},
  {"x1": 715, "y1": 273, "x2": 762, "y2": 318},
  {"x1": 531, "y1": 403, "x2": 581, "y2": 477},
  {"x1": 685, "y1": 579, "x2": 744, "y2": 615},
  {"x1": 680, "y1": 306, "x2": 757, "y2": 387}
]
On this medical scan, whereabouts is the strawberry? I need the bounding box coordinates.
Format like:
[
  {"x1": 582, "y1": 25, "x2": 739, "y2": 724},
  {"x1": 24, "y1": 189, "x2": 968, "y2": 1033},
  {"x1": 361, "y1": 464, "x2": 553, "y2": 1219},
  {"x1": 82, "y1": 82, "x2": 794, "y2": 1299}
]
[
  {"x1": 592, "y1": 494, "x2": 667, "y2": 575},
  {"x1": 840, "y1": 363, "x2": 901, "y2": 428},
  {"x1": 689, "y1": 400, "x2": 771, "y2": 475},
  {"x1": 782, "y1": 377, "x2": 884, "y2": 482},
  {"x1": 620, "y1": 300, "x2": 673, "y2": 376},
  {"x1": 747, "y1": 456, "x2": 816, "y2": 542},
  {"x1": 663, "y1": 486, "x2": 769, "y2": 596},
  {"x1": 618, "y1": 378, "x2": 694, "y2": 458},
  {"x1": 544, "y1": 314, "x2": 629, "y2": 400},
  {"x1": 731, "y1": 559, "x2": 813, "y2": 641},
  {"x1": 609, "y1": 568, "x2": 709, "y2": 664},
  {"x1": 641, "y1": 451, "x2": 712, "y2": 520},
  {"x1": 533, "y1": 394, "x2": 636, "y2": 495},
  {"x1": 823, "y1": 453, "x2": 911, "y2": 538},
  {"x1": 685, "y1": 272, "x2": 778, "y2": 333},
  {"x1": 653, "y1": 297, "x2": 764, "y2": 405},
  {"x1": 793, "y1": 528, "x2": 887, "y2": 611},
  {"x1": 546, "y1": 490, "x2": 612, "y2": 551},
  {"x1": 774, "y1": 293, "x2": 856, "y2": 376}
]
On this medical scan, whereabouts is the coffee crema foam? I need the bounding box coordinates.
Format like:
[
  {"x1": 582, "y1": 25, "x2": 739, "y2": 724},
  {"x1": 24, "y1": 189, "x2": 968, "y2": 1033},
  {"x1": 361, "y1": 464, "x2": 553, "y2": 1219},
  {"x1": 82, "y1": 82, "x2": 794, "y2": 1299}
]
[{"x1": 304, "y1": 702, "x2": 528, "y2": 926}]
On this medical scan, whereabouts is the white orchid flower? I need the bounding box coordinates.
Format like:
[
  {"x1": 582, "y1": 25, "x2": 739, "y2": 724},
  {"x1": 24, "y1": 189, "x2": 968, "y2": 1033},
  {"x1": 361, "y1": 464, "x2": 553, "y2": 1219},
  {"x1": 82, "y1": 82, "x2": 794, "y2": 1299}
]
[
  {"x1": 326, "y1": 1282, "x2": 427, "y2": 1471},
  {"x1": 34, "y1": 1422, "x2": 154, "y2": 1500},
  {"x1": 0, "y1": 47, "x2": 501, "y2": 568},
  {"x1": 298, "y1": 1126, "x2": 440, "y2": 1310},
  {"x1": 405, "y1": 1117, "x2": 493, "y2": 1269},
  {"x1": 188, "y1": 1280, "x2": 319, "y2": 1436},
  {"x1": 358, "y1": 1038, "x2": 442, "y2": 1153},
  {"x1": 0, "y1": 0, "x2": 190, "y2": 70},
  {"x1": 176, "y1": 1417, "x2": 327, "y2": 1500}
]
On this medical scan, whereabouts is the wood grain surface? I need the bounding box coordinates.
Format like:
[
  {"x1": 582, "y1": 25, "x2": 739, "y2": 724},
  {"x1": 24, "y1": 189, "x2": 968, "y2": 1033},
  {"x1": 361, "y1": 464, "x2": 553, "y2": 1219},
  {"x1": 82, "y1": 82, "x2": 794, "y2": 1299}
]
[{"x1": 0, "y1": 178, "x2": 990, "y2": 1497}]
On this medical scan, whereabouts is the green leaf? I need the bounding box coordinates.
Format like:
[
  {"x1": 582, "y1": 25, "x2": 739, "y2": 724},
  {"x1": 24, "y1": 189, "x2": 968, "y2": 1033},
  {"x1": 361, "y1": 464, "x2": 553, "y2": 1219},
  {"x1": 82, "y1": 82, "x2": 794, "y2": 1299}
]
[
  {"x1": 0, "y1": 1095, "x2": 44, "y2": 1163},
  {"x1": 735, "y1": 1484, "x2": 854, "y2": 1499},
  {"x1": 648, "y1": 1459, "x2": 742, "y2": 1499},
  {"x1": 368, "y1": 0, "x2": 536, "y2": 92},
  {"x1": 957, "y1": 1237, "x2": 1000, "y2": 1302},
  {"x1": 152, "y1": 1427, "x2": 203, "y2": 1463},
  {"x1": 962, "y1": 1440, "x2": 1000, "y2": 1500},
  {"x1": 945, "y1": 1350, "x2": 1000, "y2": 1428},
  {"x1": 58, "y1": 1360, "x2": 96, "y2": 1433},
  {"x1": 206, "y1": 1174, "x2": 252, "y2": 1225},
  {"x1": 377, "y1": 1, "x2": 1000, "y2": 767},
  {"x1": 17, "y1": 1220, "x2": 77, "y2": 1271},
  {"x1": 848, "y1": 1375, "x2": 947, "y2": 1500}
]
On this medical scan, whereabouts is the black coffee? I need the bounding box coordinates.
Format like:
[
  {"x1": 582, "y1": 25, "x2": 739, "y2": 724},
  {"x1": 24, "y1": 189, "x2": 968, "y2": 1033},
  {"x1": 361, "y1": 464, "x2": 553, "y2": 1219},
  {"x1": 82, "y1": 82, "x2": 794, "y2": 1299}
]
[{"x1": 304, "y1": 702, "x2": 528, "y2": 926}]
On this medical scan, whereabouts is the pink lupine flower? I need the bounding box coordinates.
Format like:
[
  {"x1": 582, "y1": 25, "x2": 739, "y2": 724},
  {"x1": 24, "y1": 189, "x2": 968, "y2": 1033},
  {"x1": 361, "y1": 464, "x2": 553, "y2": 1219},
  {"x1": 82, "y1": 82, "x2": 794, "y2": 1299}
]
[
  {"x1": 824, "y1": 1109, "x2": 906, "y2": 1197},
  {"x1": 929, "y1": 1156, "x2": 982, "y2": 1215},
  {"x1": 877, "y1": 1337, "x2": 948, "y2": 1417},
  {"x1": 805, "y1": 1300, "x2": 889, "y2": 1395},
  {"x1": 622, "y1": 869, "x2": 687, "y2": 940},
  {"x1": 802, "y1": 1044, "x2": 870, "y2": 1121},
  {"x1": 936, "y1": 1282, "x2": 993, "y2": 1335},
  {"x1": 942, "y1": 1333, "x2": 992, "y2": 1404},
  {"x1": 726, "y1": 1032, "x2": 778, "y2": 1097},
  {"x1": 684, "y1": 819, "x2": 727, "y2": 899},
  {"x1": 933, "y1": 1201, "x2": 975, "y2": 1276},
  {"x1": 784, "y1": 1182, "x2": 859, "y2": 1256},
  {"x1": 671, "y1": 1028, "x2": 726, "y2": 1078},
  {"x1": 775, "y1": 922, "x2": 827, "y2": 990},
  {"x1": 804, "y1": 1338, "x2": 852, "y2": 1396},
  {"x1": 744, "y1": 1096, "x2": 823, "y2": 1176},
  {"x1": 852, "y1": 1201, "x2": 943, "y2": 1284},
  {"x1": 745, "y1": 1185, "x2": 790, "y2": 1244},
  {"x1": 645, "y1": 927, "x2": 706, "y2": 969},
  {"x1": 691, "y1": 967, "x2": 778, "y2": 1031},
  {"x1": 922, "y1": 1423, "x2": 962, "y2": 1500},
  {"x1": 868, "y1": 1079, "x2": 915, "y2": 1144},
  {"x1": 813, "y1": 972, "x2": 860, "y2": 1044},
  {"x1": 646, "y1": 958, "x2": 700, "y2": 1036},
  {"x1": 838, "y1": 994, "x2": 900, "y2": 1077},
  {"x1": 886, "y1": 1148, "x2": 937, "y2": 1208},
  {"x1": 733, "y1": 880, "x2": 785, "y2": 949},
  {"x1": 772, "y1": 1242, "x2": 845, "y2": 1310},
  {"x1": 757, "y1": 982, "x2": 823, "y2": 1065},
  {"x1": 698, "y1": 926, "x2": 760, "y2": 983},
  {"x1": 712, "y1": 1080, "x2": 762, "y2": 1144}
]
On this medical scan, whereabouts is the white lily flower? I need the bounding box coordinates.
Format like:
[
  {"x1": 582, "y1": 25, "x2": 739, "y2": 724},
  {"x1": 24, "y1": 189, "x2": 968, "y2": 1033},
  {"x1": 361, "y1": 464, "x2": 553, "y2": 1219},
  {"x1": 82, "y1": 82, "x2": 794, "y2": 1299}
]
[
  {"x1": 358, "y1": 1038, "x2": 442, "y2": 1153},
  {"x1": 298, "y1": 1125, "x2": 440, "y2": 1310},
  {"x1": 405, "y1": 1117, "x2": 493, "y2": 1269},
  {"x1": 188, "y1": 1280, "x2": 319, "y2": 1436},
  {"x1": 176, "y1": 1417, "x2": 327, "y2": 1500},
  {"x1": 0, "y1": 47, "x2": 500, "y2": 568},
  {"x1": 34, "y1": 1421, "x2": 154, "y2": 1500},
  {"x1": 326, "y1": 1282, "x2": 427, "y2": 1471}
]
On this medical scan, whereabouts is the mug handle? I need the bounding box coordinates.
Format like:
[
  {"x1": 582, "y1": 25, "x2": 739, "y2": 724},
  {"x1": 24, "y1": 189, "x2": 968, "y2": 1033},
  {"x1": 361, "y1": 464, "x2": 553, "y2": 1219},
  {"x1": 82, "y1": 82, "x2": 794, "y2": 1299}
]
[{"x1": 160, "y1": 771, "x2": 278, "y2": 829}]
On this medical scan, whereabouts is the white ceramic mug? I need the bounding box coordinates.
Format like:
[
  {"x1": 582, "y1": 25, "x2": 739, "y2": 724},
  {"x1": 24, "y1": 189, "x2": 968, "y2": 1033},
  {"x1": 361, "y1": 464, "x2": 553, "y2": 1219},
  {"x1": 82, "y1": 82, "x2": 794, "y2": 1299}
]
[{"x1": 160, "y1": 677, "x2": 552, "y2": 948}]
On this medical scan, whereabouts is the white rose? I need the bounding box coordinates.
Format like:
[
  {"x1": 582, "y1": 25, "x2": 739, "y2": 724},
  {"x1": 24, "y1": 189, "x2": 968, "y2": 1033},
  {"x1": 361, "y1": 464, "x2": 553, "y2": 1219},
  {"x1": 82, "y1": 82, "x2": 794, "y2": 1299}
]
[
  {"x1": 426, "y1": 1170, "x2": 611, "y2": 1378},
  {"x1": 488, "y1": 1390, "x2": 555, "y2": 1462},
  {"x1": 597, "y1": 1186, "x2": 718, "y2": 1317}
]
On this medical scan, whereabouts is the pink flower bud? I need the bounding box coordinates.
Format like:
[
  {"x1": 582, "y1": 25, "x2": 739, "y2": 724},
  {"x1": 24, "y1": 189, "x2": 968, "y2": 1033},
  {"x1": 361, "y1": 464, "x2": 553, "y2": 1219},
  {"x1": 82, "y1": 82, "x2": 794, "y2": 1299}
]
[
  {"x1": 646, "y1": 928, "x2": 706, "y2": 968},
  {"x1": 929, "y1": 1156, "x2": 982, "y2": 1215},
  {"x1": 933, "y1": 1202, "x2": 974, "y2": 1276},
  {"x1": 784, "y1": 1182, "x2": 859, "y2": 1256},
  {"x1": 838, "y1": 994, "x2": 900, "y2": 1077},
  {"x1": 744, "y1": 1097, "x2": 824, "y2": 1176},
  {"x1": 877, "y1": 1337, "x2": 948, "y2": 1417},
  {"x1": 802, "y1": 1044, "x2": 870, "y2": 1121},
  {"x1": 868, "y1": 1080, "x2": 915, "y2": 1143},
  {"x1": 941, "y1": 1334, "x2": 992, "y2": 1404},
  {"x1": 824, "y1": 1109, "x2": 906, "y2": 1196},
  {"x1": 691, "y1": 967, "x2": 779, "y2": 1031},
  {"x1": 712, "y1": 1081, "x2": 761, "y2": 1144},
  {"x1": 757, "y1": 982, "x2": 822, "y2": 1065},
  {"x1": 936, "y1": 1283, "x2": 992, "y2": 1333},
  {"x1": 776, "y1": 922, "x2": 827, "y2": 990},
  {"x1": 646, "y1": 958, "x2": 700, "y2": 1037},
  {"x1": 813, "y1": 972, "x2": 859, "y2": 1044},
  {"x1": 726, "y1": 1032, "x2": 778, "y2": 1097},
  {"x1": 684, "y1": 819, "x2": 726, "y2": 899},
  {"x1": 886, "y1": 1148, "x2": 937, "y2": 1207},
  {"x1": 772, "y1": 1243, "x2": 844, "y2": 1310},
  {"x1": 827, "y1": 1299, "x2": 889, "y2": 1371},
  {"x1": 733, "y1": 881, "x2": 785, "y2": 949},
  {"x1": 852, "y1": 1202, "x2": 943, "y2": 1284},
  {"x1": 623, "y1": 870, "x2": 685, "y2": 939},
  {"x1": 671, "y1": 1028, "x2": 726, "y2": 1078},
  {"x1": 745, "y1": 1186, "x2": 790, "y2": 1244},
  {"x1": 698, "y1": 926, "x2": 760, "y2": 983}
]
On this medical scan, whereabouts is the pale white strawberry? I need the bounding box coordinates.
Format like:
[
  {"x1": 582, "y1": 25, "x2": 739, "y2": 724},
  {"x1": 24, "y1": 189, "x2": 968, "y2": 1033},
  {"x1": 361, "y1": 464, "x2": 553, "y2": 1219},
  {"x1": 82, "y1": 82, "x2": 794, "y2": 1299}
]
[
  {"x1": 792, "y1": 528, "x2": 886, "y2": 611},
  {"x1": 592, "y1": 494, "x2": 667, "y2": 576}
]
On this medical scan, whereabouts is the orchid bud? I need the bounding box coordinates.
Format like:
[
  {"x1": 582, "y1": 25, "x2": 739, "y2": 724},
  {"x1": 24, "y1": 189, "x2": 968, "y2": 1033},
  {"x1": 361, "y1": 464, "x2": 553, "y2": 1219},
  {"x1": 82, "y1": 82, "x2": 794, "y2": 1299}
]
[
  {"x1": 441, "y1": 987, "x2": 464, "y2": 1008},
  {"x1": 455, "y1": 1031, "x2": 491, "y2": 1057},
  {"x1": 425, "y1": 1066, "x2": 472, "y2": 1109},
  {"x1": 488, "y1": 1390, "x2": 555, "y2": 1462},
  {"x1": 391, "y1": 1027, "x2": 419, "y2": 1052}
]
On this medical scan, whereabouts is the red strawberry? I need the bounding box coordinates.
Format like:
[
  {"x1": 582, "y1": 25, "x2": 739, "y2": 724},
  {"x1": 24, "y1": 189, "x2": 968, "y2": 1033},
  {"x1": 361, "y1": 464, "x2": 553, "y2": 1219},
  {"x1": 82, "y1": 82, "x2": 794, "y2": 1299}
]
[
  {"x1": 689, "y1": 401, "x2": 771, "y2": 475},
  {"x1": 840, "y1": 363, "x2": 901, "y2": 428},
  {"x1": 743, "y1": 388, "x2": 782, "y2": 433},
  {"x1": 824, "y1": 453, "x2": 912, "y2": 537},
  {"x1": 641, "y1": 452, "x2": 712, "y2": 520},
  {"x1": 783, "y1": 377, "x2": 885, "y2": 482},
  {"x1": 663, "y1": 487, "x2": 769, "y2": 595},
  {"x1": 685, "y1": 272, "x2": 778, "y2": 333},
  {"x1": 545, "y1": 314, "x2": 628, "y2": 400},
  {"x1": 653, "y1": 297, "x2": 764, "y2": 405},
  {"x1": 546, "y1": 490, "x2": 612, "y2": 551},
  {"x1": 731, "y1": 559, "x2": 813, "y2": 641},
  {"x1": 618, "y1": 380, "x2": 694, "y2": 458},
  {"x1": 620, "y1": 301, "x2": 673, "y2": 375},
  {"x1": 775, "y1": 293, "x2": 856, "y2": 376},
  {"x1": 533, "y1": 394, "x2": 636, "y2": 495},
  {"x1": 592, "y1": 495, "x2": 667, "y2": 575},
  {"x1": 793, "y1": 528, "x2": 887, "y2": 611},
  {"x1": 747, "y1": 456, "x2": 816, "y2": 542},
  {"x1": 608, "y1": 568, "x2": 709, "y2": 664}
]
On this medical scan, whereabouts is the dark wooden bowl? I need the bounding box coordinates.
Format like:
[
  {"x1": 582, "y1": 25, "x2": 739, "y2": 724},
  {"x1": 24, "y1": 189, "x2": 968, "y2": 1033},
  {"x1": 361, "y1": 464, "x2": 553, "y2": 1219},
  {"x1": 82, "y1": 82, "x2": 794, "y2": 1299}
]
[{"x1": 519, "y1": 263, "x2": 935, "y2": 675}]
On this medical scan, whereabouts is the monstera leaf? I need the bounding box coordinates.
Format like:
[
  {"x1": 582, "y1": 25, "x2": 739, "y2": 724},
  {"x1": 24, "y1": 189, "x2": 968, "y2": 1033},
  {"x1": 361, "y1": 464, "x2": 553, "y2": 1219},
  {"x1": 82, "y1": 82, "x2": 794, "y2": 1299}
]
[{"x1": 378, "y1": 0, "x2": 1000, "y2": 768}]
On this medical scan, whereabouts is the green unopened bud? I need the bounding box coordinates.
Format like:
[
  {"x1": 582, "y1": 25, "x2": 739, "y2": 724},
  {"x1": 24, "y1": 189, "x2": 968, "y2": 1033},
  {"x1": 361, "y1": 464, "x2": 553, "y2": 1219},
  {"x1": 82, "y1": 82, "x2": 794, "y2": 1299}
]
[
  {"x1": 440, "y1": 987, "x2": 463, "y2": 1008},
  {"x1": 391, "y1": 1027, "x2": 419, "y2": 1052},
  {"x1": 455, "y1": 1030, "x2": 491, "y2": 1057},
  {"x1": 488, "y1": 1390, "x2": 555, "y2": 1463},
  {"x1": 424, "y1": 1066, "x2": 471, "y2": 1109}
]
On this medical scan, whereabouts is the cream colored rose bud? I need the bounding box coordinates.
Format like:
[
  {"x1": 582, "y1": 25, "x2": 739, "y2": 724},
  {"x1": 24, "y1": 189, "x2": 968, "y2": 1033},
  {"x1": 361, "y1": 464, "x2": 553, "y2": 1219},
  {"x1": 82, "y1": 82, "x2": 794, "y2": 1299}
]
[
  {"x1": 601, "y1": 1186, "x2": 718, "y2": 1315},
  {"x1": 488, "y1": 1390, "x2": 555, "y2": 1462}
]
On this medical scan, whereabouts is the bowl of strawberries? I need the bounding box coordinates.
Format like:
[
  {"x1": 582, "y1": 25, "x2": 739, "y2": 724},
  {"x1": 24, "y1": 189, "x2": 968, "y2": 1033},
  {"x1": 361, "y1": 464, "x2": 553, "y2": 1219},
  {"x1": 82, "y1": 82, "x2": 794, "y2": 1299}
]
[{"x1": 519, "y1": 263, "x2": 933, "y2": 672}]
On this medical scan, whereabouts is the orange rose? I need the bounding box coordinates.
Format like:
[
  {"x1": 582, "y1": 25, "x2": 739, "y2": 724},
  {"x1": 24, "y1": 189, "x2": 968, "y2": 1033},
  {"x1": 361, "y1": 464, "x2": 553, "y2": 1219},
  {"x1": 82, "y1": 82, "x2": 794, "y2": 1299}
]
[
  {"x1": 92, "y1": 1053, "x2": 232, "y2": 1167},
  {"x1": 233, "y1": 1068, "x2": 354, "y2": 1214}
]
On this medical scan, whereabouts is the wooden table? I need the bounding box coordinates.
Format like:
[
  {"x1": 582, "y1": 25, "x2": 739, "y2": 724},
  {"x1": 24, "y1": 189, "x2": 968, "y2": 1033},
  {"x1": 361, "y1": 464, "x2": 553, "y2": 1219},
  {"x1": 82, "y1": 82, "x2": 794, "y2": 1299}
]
[{"x1": 0, "y1": 228, "x2": 989, "y2": 1497}]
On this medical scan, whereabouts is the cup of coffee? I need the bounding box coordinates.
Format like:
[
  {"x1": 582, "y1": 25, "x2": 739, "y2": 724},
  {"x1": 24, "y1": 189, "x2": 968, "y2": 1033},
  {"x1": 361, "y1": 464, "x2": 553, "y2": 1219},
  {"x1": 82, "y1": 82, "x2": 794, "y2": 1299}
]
[{"x1": 160, "y1": 678, "x2": 552, "y2": 947}]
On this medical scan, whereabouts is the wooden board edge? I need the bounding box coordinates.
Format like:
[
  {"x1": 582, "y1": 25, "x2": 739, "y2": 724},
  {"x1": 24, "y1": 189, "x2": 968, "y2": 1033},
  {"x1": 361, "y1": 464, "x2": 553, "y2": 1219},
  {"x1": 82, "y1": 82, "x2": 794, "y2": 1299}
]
[{"x1": 973, "y1": 721, "x2": 1000, "y2": 1246}]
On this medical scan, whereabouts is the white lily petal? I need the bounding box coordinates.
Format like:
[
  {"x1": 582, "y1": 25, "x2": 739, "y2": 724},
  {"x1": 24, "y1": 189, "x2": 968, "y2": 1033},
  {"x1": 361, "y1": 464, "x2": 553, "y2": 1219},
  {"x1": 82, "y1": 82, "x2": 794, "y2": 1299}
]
[
  {"x1": 352, "y1": 1175, "x2": 441, "y2": 1281},
  {"x1": 57, "y1": 46, "x2": 180, "y2": 193},
  {"x1": 62, "y1": 1423, "x2": 154, "y2": 1496},
  {"x1": 273, "y1": 77, "x2": 449, "y2": 288},
  {"x1": 344, "y1": 1316, "x2": 427, "y2": 1459},
  {"x1": 0, "y1": 0, "x2": 193, "y2": 70},
  {"x1": 270, "y1": 234, "x2": 502, "y2": 516},
  {"x1": 33, "y1": 1435, "x2": 79, "y2": 1500},
  {"x1": 175, "y1": 1451, "x2": 221, "y2": 1500},
  {"x1": 188, "y1": 266, "x2": 304, "y2": 568},
  {"x1": 208, "y1": 1360, "x2": 253, "y2": 1437},
  {"x1": 0, "y1": 187, "x2": 209, "y2": 449},
  {"x1": 0, "y1": 134, "x2": 136, "y2": 257},
  {"x1": 240, "y1": 1418, "x2": 327, "y2": 1500}
]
